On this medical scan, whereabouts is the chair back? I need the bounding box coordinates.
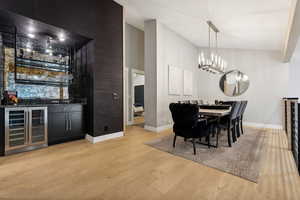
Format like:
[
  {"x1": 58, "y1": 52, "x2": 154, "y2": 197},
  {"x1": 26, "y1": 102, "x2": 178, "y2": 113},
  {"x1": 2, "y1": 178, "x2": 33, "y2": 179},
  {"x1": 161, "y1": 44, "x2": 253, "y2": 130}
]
[
  {"x1": 231, "y1": 101, "x2": 242, "y2": 120},
  {"x1": 241, "y1": 101, "x2": 248, "y2": 116},
  {"x1": 237, "y1": 101, "x2": 245, "y2": 118},
  {"x1": 221, "y1": 101, "x2": 236, "y2": 105},
  {"x1": 169, "y1": 103, "x2": 199, "y2": 131}
]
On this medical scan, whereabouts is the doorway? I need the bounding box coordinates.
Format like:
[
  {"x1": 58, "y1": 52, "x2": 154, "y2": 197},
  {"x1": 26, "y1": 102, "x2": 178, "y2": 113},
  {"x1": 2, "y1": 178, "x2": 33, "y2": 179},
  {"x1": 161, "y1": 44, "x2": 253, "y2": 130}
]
[{"x1": 131, "y1": 69, "x2": 145, "y2": 126}]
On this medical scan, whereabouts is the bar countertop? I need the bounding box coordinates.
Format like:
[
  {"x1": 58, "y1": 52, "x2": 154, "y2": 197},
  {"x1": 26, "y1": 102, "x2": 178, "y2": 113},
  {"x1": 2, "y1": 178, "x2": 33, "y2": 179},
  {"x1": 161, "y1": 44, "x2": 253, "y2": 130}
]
[{"x1": 0, "y1": 103, "x2": 85, "y2": 108}]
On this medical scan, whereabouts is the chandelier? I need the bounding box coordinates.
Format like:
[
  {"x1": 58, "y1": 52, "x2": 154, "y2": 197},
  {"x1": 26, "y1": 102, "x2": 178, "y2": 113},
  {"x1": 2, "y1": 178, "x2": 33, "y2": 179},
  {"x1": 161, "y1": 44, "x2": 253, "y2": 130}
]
[{"x1": 198, "y1": 21, "x2": 227, "y2": 74}]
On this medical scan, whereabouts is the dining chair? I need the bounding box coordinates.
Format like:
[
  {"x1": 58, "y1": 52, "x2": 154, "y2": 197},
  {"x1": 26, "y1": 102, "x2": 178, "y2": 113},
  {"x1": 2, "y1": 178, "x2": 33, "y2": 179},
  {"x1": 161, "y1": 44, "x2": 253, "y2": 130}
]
[
  {"x1": 219, "y1": 101, "x2": 241, "y2": 147},
  {"x1": 235, "y1": 101, "x2": 245, "y2": 138},
  {"x1": 169, "y1": 103, "x2": 217, "y2": 155},
  {"x1": 239, "y1": 101, "x2": 248, "y2": 135},
  {"x1": 231, "y1": 101, "x2": 242, "y2": 142}
]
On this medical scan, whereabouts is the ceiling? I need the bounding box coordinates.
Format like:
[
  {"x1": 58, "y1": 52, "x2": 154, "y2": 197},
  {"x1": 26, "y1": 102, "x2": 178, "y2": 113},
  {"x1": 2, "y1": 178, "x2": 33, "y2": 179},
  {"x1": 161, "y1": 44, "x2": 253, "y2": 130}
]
[
  {"x1": 0, "y1": 9, "x2": 91, "y2": 48},
  {"x1": 115, "y1": 0, "x2": 294, "y2": 50}
]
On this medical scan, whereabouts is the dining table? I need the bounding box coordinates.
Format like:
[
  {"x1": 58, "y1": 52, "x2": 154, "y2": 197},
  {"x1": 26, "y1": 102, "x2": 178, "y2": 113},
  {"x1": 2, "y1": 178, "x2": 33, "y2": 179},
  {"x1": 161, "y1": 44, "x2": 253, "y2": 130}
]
[
  {"x1": 199, "y1": 105, "x2": 231, "y2": 117},
  {"x1": 197, "y1": 105, "x2": 232, "y2": 148}
]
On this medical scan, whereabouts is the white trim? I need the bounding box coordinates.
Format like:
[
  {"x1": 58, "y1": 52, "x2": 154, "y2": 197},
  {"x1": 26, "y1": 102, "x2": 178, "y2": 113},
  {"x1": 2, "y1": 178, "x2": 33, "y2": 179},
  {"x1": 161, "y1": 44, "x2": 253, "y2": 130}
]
[
  {"x1": 144, "y1": 124, "x2": 173, "y2": 133},
  {"x1": 244, "y1": 122, "x2": 283, "y2": 130},
  {"x1": 124, "y1": 67, "x2": 129, "y2": 125},
  {"x1": 86, "y1": 132, "x2": 124, "y2": 144},
  {"x1": 123, "y1": 7, "x2": 126, "y2": 131}
]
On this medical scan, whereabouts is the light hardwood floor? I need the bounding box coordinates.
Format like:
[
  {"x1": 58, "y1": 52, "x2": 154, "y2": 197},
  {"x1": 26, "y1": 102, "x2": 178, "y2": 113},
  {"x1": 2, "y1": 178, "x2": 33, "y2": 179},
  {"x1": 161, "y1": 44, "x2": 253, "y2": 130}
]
[
  {"x1": 133, "y1": 116, "x2": 144, "y2": 125},
  {"x1": 0, "y1": 126, "x2": 299, "y2": 200}
]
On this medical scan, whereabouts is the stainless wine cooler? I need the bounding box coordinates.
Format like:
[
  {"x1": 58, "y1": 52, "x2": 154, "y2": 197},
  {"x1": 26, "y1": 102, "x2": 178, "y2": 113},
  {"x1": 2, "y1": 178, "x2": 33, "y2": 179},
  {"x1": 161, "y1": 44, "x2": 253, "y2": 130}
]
[{"x1": 4, "y1": 107, "x2": 48, "y2": 155}]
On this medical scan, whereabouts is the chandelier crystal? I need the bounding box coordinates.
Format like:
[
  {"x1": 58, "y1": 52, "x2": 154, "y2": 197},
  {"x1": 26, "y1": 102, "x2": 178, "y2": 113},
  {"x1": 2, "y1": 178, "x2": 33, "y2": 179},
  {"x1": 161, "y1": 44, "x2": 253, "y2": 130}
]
[{"x1": 199, "y1": 21, "x2": 227, "y2": 74}]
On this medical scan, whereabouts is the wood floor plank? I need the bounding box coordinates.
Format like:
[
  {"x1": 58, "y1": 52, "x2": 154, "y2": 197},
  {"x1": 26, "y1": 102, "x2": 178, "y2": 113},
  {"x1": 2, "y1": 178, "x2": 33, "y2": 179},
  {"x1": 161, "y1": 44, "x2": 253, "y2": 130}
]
[{"x1": 0, "y1": 125, "x2": 299, "y2": 199}]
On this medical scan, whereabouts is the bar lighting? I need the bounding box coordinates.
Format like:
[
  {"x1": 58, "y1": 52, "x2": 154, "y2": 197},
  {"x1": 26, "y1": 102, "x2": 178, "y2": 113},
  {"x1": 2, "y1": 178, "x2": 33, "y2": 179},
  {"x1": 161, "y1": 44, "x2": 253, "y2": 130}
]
[{"x1": 27, "y1": 33, "x2": 35, "y2": 39}]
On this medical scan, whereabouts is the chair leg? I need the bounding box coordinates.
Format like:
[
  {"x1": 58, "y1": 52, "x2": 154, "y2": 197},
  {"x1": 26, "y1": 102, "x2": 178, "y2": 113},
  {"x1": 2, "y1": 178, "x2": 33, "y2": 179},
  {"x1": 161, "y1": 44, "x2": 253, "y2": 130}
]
[
  {"x1": 173, "y1": 135, "x2": 177, "y2": 148},
  {"x1": 232, "y1": 122, "x2": 237, "y2": 143},
  {"x1": 241, "y1": 118, "x2": 244, "y2": 135},
  {"x1": 232, "y1": 127, "x2": 236, "y2": 143},
  {"x1": 236, "y1": 119, "x2": 241, "y2": 138},
  {"x1": 227, "y1": 125, "x2": 232, "y2": 147},
  {"x1": 212, "y1": 126, "x2": 216, "y2": 138},
  {"x1": 216, "y1": 129, "x2": 219, "y2": 148},
  {"x1": 192, "y1": 138, "x2": 196, "y2": 155},
  {"x1": 207, "y1": 135, "x2": 210, "y2": 148}
]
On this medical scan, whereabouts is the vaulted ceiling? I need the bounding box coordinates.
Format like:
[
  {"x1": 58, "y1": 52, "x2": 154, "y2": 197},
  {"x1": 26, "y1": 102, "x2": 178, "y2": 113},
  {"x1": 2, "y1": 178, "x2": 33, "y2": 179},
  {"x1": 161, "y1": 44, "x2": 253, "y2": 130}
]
[{"x1": 115, "y1": 0, "x2": 294, "y2": 51}]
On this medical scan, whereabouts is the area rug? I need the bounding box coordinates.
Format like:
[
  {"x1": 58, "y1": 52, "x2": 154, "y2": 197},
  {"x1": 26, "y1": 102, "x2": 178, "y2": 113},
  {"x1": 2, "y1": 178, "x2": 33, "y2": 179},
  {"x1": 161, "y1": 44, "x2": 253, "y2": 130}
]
[{"x1": 145, "y1": 128, "x2": 267, "y2": 183}]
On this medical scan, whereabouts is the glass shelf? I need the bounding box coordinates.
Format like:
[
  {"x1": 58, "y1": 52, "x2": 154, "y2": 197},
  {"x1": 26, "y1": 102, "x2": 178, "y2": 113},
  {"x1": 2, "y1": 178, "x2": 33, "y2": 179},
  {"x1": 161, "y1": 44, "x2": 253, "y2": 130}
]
[
  {"x1": 14, "y1": 34, "x2": 72, "y2": 87},
  {"x1": 16, "y1": 79, "x2": 69, "y2": 87},
  {"x1": 16, "y1": 57, "x2": 69, "y2": 72}
]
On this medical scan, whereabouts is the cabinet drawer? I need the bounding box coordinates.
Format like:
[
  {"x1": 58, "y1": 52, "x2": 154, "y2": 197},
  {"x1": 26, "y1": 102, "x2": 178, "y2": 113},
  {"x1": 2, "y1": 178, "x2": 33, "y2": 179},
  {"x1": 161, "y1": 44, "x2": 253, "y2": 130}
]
[{"x1": 48, "y1": 104, "x2": 83, "y2": 113}]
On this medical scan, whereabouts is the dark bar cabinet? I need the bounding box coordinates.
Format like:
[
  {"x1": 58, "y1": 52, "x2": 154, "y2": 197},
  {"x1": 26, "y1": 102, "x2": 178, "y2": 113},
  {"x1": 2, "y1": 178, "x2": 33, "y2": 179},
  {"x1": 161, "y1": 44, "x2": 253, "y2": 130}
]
[{"x1": 47, "y1": 104, "x2": 84, "y2": 145}]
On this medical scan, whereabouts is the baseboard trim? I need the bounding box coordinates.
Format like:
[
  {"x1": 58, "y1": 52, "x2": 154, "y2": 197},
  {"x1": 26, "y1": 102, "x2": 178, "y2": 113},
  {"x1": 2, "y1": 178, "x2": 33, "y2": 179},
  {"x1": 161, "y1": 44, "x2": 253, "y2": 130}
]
[
  {"x1": 244, "y1": 122, "x2": 283, "y2": 130},
  {"x1": 86, "y1": 132, "x2": 124, "y2": 144},
  {"x1": 144, "y1": 124, "x2": 173, "y2": 133}
]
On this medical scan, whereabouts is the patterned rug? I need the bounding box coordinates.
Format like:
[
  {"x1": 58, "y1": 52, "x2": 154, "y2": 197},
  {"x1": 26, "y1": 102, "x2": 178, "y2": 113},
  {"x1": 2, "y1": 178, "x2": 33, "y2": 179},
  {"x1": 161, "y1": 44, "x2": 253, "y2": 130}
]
[{"x1": 145, "y1": 128, "x2": 267, "y2": 183}]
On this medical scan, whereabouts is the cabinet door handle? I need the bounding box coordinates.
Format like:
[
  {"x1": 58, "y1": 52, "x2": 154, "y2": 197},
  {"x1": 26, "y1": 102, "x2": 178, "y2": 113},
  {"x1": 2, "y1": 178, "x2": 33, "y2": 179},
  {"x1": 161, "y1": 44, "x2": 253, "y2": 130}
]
[
  {"x1": 24, "y1": 111, "x2": 28, "y2": 143},
  {"x1": 69, "y1": 119, "x2": 72, "y2": 130},
  {"x1": 66, "y1": 114, "x2": 68, "y2": 131},
  {"x1": 28, "y1": 111, "x2": 30, "y2": 143}
]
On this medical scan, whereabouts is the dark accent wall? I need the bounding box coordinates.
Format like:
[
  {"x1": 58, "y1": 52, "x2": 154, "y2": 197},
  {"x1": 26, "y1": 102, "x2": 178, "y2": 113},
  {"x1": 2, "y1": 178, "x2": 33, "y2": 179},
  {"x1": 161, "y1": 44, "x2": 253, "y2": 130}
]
[{"x1": 0, "y1": 0, "x2": 123, "y2": 137}]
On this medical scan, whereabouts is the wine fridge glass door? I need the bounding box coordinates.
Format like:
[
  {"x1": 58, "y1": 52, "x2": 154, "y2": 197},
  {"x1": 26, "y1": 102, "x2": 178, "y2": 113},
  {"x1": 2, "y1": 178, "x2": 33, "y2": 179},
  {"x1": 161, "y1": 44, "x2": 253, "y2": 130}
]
[
  {"x1": 28, "y1": 107, "x2": 48, "y2": 145},
  {"x1": 5, "y1": 108, "x2": 28, "y2": 151}
]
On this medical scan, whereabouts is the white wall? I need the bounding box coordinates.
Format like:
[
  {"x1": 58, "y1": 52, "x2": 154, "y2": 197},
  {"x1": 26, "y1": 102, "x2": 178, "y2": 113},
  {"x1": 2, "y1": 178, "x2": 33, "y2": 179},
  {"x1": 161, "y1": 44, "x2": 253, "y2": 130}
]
[
  {"x1": 157, "y1": 22, "x2": 200, "y2": 127},
  {"x1": 144, "y1": 20, "x2": 158, "y2": 127},
  {"x1": 132, "y1": 19, "x2": 291, "y2": 129},
  {"x1": 198, "y1": 49, "x2": 289, "y2": 127},
  {"x1": 145, "y1": 20, "x2": 200, "y2": 129},
  {"x1": 288, "y1": 41, "x2": 300, "y2": 98},
  {"x1": 125, "y1": 23, "x2": 144, "y2": 71}
]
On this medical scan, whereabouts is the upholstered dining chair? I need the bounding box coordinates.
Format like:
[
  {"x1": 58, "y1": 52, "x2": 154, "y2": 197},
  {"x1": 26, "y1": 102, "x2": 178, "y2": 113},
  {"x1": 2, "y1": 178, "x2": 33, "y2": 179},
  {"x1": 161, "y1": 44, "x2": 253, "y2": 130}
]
[
  {"x1": 219, "y1": 101, "x2": 241, "y2": 147},
  {"x1": 239, "y1": 101, "x2": 248, "y2": 135},
  {"x1": 169, "y1": 103, "x2": 216, "y2": 155},
  {"x1": 235, "y1": 101, "x2": 246, "y2": 138}
]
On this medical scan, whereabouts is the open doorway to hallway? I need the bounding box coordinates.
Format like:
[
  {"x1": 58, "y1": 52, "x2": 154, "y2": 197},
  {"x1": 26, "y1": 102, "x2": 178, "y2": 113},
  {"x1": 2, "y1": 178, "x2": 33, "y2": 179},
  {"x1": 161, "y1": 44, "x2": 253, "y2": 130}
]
[
  {"x1": 124, "y1": 68, "x2": 145, "y2": 128},
  {"x1": 124, "y1": 23, "x2": 145, "y2": 129},
  {"x1": 131, "y1": 70, "x2": 145, "y2": 126}
]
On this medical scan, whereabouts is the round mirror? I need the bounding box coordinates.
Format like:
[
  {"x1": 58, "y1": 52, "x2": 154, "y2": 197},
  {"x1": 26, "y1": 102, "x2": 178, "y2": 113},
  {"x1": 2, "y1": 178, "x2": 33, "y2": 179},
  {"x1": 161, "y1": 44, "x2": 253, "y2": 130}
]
[{"x1": 219, "y1": 70, "x2": 249, "y2": 97}]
